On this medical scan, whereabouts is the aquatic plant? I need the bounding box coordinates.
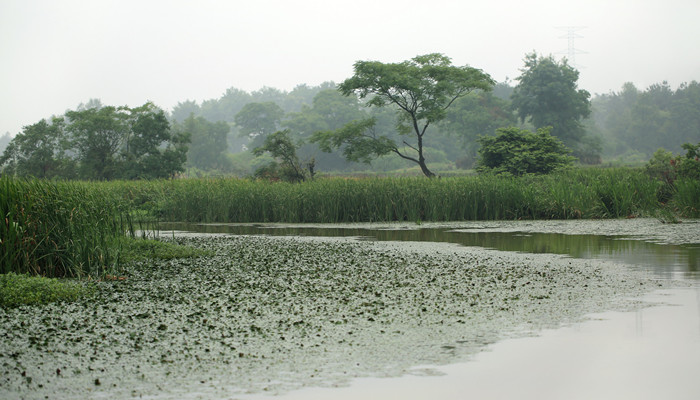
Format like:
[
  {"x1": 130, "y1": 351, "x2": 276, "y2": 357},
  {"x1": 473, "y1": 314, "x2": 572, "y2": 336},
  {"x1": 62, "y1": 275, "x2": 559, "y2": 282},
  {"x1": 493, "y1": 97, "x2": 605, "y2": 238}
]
[
  {"x1": 0, "y1": 272, "x2": 90, "y2": 307},
  {"x1": 0, "y1": 177, "x2": 127, "y2": 277},
  {"x1": 116, "y1": 168, "x2": 660, "y2": 223}
]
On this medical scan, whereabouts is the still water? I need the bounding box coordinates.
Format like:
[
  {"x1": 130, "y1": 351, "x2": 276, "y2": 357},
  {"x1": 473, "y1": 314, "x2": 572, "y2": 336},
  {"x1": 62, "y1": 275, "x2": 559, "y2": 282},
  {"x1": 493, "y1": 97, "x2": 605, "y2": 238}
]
[
  {"x1": 159, "y1": 221, "x2": 700, "y2": 400},
  {"x1": 158, "y1": 222, "x2": 700, "y2": 280}
]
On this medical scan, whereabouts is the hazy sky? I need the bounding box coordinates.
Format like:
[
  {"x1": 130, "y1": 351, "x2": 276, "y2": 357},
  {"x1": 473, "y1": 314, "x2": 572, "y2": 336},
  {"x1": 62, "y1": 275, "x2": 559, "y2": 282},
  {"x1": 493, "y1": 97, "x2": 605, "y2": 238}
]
[{"x1": 1, "y1": 0, "x2": 699, "y2": 136}]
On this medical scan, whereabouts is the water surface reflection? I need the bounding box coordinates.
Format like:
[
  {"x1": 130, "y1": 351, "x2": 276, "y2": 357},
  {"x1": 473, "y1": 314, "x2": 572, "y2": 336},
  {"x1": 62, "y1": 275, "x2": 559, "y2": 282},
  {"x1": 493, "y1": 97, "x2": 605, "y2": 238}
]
[{"x1": 158, "y1": 223, "x2": 699, "y2": 280}]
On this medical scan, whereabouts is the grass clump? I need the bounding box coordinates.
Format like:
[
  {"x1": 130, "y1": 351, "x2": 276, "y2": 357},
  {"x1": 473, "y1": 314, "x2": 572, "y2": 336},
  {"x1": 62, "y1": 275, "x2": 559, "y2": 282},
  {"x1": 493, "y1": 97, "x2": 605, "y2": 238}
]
[
  {"x1": 1, "y1": 177, "x2": 130, "y2": 278},
  {"x1": 117, "y1": 237, "x2": 212, "y2": 263},
  {"x1": 0, "y1": 272, "x2": 91, "y2": 307}
]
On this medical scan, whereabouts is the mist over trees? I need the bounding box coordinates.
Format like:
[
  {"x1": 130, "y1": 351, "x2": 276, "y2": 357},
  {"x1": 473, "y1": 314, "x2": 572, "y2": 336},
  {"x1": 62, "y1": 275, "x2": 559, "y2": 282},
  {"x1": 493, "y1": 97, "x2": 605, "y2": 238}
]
[
  {"x1": 0, "y1": 102, "x2": 188, "y2": 179},
  {"x1": 591, "y1": 80, "x2": 700, "y2": 162},
  {"x1": 2, "y1": 52, "x2": 697, "y2": 180}
]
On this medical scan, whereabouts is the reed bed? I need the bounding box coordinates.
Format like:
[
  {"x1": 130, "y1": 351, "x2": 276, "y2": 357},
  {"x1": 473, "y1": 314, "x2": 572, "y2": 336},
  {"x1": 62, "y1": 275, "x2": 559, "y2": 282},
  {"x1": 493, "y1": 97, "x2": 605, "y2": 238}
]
[
  {"x1": 1, "y1": 177, "x2": 129, "y2": 278},
  {"x1": 673, "y1": 178, "x2": 700, "y2": 217},
  {"x1": 107, "y1": 168, "x2": 660, "y2": 223}
]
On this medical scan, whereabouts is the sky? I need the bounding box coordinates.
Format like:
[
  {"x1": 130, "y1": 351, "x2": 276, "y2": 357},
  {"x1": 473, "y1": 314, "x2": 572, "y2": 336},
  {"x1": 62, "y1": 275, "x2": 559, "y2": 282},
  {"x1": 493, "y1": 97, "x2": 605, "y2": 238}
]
[{"x1": 1, "y1": 0, "x2": 699, "y2": 136}]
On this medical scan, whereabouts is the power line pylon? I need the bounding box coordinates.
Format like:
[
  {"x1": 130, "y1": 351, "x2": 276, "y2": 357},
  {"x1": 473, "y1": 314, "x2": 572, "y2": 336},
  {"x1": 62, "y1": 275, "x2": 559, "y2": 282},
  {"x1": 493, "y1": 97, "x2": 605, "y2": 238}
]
[{"x1": 555, "y1": 26, "x2": 587, "y2": 69}]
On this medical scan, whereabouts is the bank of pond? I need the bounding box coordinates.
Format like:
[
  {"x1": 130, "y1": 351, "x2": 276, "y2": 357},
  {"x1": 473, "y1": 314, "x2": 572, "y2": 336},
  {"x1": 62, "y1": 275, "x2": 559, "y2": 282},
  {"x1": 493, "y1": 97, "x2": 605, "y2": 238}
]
[{"x1": 1, "y1": 167, "x2": 699, "y2": 280}]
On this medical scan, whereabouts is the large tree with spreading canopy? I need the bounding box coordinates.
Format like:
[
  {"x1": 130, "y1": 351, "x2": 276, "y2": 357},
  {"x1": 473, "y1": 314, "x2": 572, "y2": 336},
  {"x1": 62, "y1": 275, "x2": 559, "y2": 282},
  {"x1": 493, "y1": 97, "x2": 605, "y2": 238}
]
[{"x1": 312, "y1": 53, "x2": 494, "y2": 177}]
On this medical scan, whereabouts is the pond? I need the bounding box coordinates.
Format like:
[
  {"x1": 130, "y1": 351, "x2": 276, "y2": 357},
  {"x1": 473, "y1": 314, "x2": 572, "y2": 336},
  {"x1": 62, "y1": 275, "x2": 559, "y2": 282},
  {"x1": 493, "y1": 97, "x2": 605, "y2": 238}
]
[
  {"x1": 2, "y1": 219, "x2": 698, "y2": 399},
  {"x1": 158, "y1": 220, "x2": 700, "y2": 400},
  {"x1": 158, "y1": 221, "x2": 700, "y2": 280}
]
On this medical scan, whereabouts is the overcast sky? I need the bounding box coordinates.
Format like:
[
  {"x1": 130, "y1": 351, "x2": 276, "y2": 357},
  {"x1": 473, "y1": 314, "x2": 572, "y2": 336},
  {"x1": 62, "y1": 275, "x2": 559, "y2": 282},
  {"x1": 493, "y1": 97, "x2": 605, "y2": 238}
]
[{"x1": 1, "y1": 0, "x2": 699, "y2": 136}]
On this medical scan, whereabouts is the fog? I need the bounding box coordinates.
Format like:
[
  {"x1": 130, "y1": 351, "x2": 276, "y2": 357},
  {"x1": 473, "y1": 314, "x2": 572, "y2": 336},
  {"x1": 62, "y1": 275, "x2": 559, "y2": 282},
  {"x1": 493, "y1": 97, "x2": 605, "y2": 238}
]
[{"x1": 1, "y1": 0, "x2": 699, "y2": 136}]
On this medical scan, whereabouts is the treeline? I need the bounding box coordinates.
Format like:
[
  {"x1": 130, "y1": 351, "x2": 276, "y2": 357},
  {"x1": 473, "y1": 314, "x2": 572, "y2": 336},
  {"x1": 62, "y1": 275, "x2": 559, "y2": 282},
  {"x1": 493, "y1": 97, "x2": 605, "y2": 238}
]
[
  {"x1": 0, "y1": 102, "x2": 189, "y2": 180},
  {"x1": 590, "y1": 81, "x2": 700, "y2": 163},
  {"x1": 1, "y1": 55, "x2": 698, "y2": 179},
  {"x1": 172, "y1": 81, "x2": 518, "y2": 176}
]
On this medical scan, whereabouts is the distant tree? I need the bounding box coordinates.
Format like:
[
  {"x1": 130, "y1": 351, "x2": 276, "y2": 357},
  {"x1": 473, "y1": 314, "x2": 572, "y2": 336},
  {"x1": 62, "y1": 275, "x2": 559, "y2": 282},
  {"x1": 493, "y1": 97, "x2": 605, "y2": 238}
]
[
  {"x1": 283, "y1": 82, "x2": 336, "y2": 112},
  {"x1": 234, "y1": 102, "x2": 285, "y2": 149},
  {"x1": 175, "y1": 114, "x2": 231, "y2": 171},
  {"x1": 439, "y1": 90, "x2": 516, "y2": 168},
  {"x1": 312, "y1": 53, "x2": 494, "y2": 177},
  {"x1": 171, "y1": 100, "x2": 201, "y2": 123},
  {"x1": 65, "y1": 106, "x2": 131, "y2": 180},
  {"x1": 121, "y1": 103, "x2": 190, "y2": 179},
  {"x1": 0, "y1": 132, "x2": 11, "y2": 155},
  {"x1": 252, "y1": 129, "x2": 310, "y2": 182},
  {"x1": 477, "y1": 126, "x2": 575, "y2": 176},
  {"x1": 2, "y1": 102, "x2": 188, "y2": 179},
  {"x1": 510, "y1": 53, "x2": 592, "y2": 150},
  {"x1": 284, "y1": 89, "x2": 367, "y2": 171},
  {"x1": 0, "y1": 118, "x2": 75, "y2": 178},
  {"x1": 593, "y1": 81, "x2": 700, "y2": 159}
]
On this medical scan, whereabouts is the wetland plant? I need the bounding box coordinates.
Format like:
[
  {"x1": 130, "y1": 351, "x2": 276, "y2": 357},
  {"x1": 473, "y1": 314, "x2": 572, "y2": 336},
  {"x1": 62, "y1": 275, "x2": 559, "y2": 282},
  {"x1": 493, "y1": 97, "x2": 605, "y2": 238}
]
[
  {"x1": 0, "y1": 177, "x2": 126, "y2": 277},
  {"x1": 127, "y1": 168, "x2": 661, "y2": 223}
]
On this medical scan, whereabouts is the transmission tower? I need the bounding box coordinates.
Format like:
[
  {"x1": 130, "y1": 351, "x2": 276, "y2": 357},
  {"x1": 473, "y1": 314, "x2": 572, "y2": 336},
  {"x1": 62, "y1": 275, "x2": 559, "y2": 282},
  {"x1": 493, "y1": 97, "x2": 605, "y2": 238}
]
[{"x1": 555, "y1": 26, "x2": 587, "y2": 69}]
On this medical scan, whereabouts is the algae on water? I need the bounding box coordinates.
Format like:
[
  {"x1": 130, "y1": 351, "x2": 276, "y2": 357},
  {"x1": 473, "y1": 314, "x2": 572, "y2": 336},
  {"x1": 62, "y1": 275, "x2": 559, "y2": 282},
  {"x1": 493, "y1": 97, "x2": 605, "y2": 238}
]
[{"x1": 0, "y1": 233, "x2": 671, "y2": 399}]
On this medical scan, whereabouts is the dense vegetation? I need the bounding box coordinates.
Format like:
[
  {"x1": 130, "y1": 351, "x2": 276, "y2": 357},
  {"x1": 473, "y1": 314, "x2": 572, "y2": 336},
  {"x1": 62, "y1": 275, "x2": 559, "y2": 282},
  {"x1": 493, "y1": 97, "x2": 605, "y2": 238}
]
[
  {"x1": 1, "y1": 53, "x2": 698, "y2": 178},
  {"x1": 0, "y1": 177, "x2": 131, "y2": 278},
  {"x1": 97, "y1": 168, "x2": 673, "y2": 223},
  {"x1": 0, "y1": 102, "x2": 188, "y2": 180}
]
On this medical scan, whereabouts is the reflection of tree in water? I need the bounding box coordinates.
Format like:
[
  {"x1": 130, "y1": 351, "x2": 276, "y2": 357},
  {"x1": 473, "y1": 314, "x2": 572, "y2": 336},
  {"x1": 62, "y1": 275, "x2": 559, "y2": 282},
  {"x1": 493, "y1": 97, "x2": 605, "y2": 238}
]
[{"x1": 159, "y1": 223, "x2": 699, "y2": 278}]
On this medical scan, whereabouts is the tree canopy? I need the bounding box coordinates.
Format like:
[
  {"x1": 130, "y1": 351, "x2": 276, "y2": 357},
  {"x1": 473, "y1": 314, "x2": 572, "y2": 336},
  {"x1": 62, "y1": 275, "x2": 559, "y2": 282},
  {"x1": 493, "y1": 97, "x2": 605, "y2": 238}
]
[
  {"x1": 312, "y1": 53, "x2": 495, "y2": 177},
  {"x1": 1, "y1": 102, "x2": 189, "y2": 179},
  {"x1": 511, "y1": 53, "x2": 592, "y2": 152}
]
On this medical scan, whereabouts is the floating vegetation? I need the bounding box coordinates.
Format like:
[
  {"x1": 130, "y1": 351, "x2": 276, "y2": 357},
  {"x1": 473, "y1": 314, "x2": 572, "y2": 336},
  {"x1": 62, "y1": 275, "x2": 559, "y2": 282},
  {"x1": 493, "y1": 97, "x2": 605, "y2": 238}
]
[{"x1": 0, "y1": 234, "x2": 667, "y2": 399}]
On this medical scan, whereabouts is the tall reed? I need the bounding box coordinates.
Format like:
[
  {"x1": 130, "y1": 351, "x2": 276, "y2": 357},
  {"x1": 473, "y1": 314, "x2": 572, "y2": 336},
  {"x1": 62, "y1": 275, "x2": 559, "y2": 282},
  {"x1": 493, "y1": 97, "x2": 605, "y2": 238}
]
[
  {"x1": 1, "y1": 177, "x2": 128, "y2": 278},
  {"x1": 673, "y1": 178, "x2": 700, "y2": 217},
  {"x1": 124, "y1": 168, "x2": 659, "y2": 223}
]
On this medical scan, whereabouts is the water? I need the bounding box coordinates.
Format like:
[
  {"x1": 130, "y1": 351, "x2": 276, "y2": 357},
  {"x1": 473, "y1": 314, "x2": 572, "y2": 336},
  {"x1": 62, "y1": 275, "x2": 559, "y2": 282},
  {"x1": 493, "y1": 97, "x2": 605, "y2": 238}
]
[
  {"x1": 158, "y1": 221, "x2": 700, "y2": 400},
  {"x1": 158, "y1": 222, "x2": 700, "y2": 280}
]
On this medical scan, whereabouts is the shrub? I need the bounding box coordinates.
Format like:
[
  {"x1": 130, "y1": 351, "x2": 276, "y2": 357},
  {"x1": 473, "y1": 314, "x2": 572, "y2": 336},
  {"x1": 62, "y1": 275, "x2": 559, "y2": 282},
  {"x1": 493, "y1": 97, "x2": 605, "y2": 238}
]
[{"x1": 477, "y1": 127, "x2": 576, "y2": 176}]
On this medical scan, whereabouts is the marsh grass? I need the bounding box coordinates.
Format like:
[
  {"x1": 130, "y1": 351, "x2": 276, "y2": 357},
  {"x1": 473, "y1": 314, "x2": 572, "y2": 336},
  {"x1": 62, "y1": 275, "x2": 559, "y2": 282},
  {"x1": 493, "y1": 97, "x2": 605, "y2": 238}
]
[
  {"x1": 1, "y1": 177, "x2": 128, "y2": 278},
  {"x1": 673, "y1": 178, "x2": 700, "y2": 217},
  {"x1": 116, "y1": 237, "x2": 212, "y2": 263},
  {"x1": 109, "y1": 168, "x2": 660, "y2": 223}
]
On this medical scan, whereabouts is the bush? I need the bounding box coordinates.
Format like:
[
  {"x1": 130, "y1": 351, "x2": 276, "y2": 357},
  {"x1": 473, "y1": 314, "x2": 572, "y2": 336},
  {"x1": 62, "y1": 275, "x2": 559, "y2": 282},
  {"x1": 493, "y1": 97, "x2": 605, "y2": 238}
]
[
  {"x1": 645, "y1": 143, "x2": 700, "y2": 206},
  {"x1": 0, "y1": 273, "x2": 90, "y2": 307},
  {"x1": 477, "y1": 127, "x2": 576, "y2": 176}
]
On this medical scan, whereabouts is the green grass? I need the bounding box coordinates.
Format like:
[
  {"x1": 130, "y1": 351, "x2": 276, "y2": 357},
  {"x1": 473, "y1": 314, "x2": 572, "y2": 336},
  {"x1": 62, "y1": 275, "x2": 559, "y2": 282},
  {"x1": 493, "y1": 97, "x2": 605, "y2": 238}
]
[
  {"x1": 673, "y1": 178, "x2": 700, "y2": 217},
  {"x1": 0, "y1": 177, "x2": 134, "y2": 278},
  {"x1": 0, "y1": 272, "x2": 91, "y2": 307},
  {"x1": 116, "y1": 237, "x2": 212, "y2": 263},
  {"x1": 107, "y1": 168, "x2": 659, "y2": 223}
]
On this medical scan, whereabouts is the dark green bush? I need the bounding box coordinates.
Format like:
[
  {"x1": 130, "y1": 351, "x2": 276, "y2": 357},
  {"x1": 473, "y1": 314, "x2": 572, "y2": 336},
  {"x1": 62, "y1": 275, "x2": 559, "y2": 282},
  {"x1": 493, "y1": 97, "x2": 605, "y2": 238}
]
[{"x1": 476, "y1": 127, "x2": 576, "y2": 176}]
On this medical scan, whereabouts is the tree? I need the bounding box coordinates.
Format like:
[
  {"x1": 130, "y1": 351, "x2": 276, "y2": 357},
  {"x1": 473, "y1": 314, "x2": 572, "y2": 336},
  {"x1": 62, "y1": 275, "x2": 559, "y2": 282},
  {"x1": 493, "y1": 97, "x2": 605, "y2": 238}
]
[
  {"x1": 477, "y1": 126, "x2": 575, "y2": 176},
  {"x1": 66, "y1": 106, "x2": 131, "y2": 180},
  {"x1": 312, "y1": 53, "x2": 494, "y2": 177},
  {"x1": 234, "y1": 102, "x2": 285, "y2": 149},
  {"x1": 0, "y1": 132, "x2": 14, "y2": 155},
  {"x1": 285, "y1": 89, "x2": 367, "y2": 171},
  {"x1": 252, "y1": 130, "x2": 310, "y2": 182},
  {"x1": 175, "y1": 114, "x2": 231, "y2": 171},
  {"x1": 510, "y1": 53, "x2": 591, "y2": 150},
  {"x1": 121, "y1": 103, "x2": 190, "y2": 179},
  {"x1": 439, "y1": 90, "x2": 516, "y2": 168},
  {"x1": 2, "y1": 102, "x2": 188, "y2": 180},
  {"x1": 0, "y1": 118, "x2": 74, "y2": 178}
]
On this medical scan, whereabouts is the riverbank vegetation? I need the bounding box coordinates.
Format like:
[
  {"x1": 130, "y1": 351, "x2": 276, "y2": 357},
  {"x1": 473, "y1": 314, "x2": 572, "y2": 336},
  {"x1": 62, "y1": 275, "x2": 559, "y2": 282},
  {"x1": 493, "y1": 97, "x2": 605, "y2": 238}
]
[
  {"x1": 100, "y1": 166, "x2": 695, "y2": 223},
  {"x1": 0, "y1": 177, "x2": 206, "y2": 284}
]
